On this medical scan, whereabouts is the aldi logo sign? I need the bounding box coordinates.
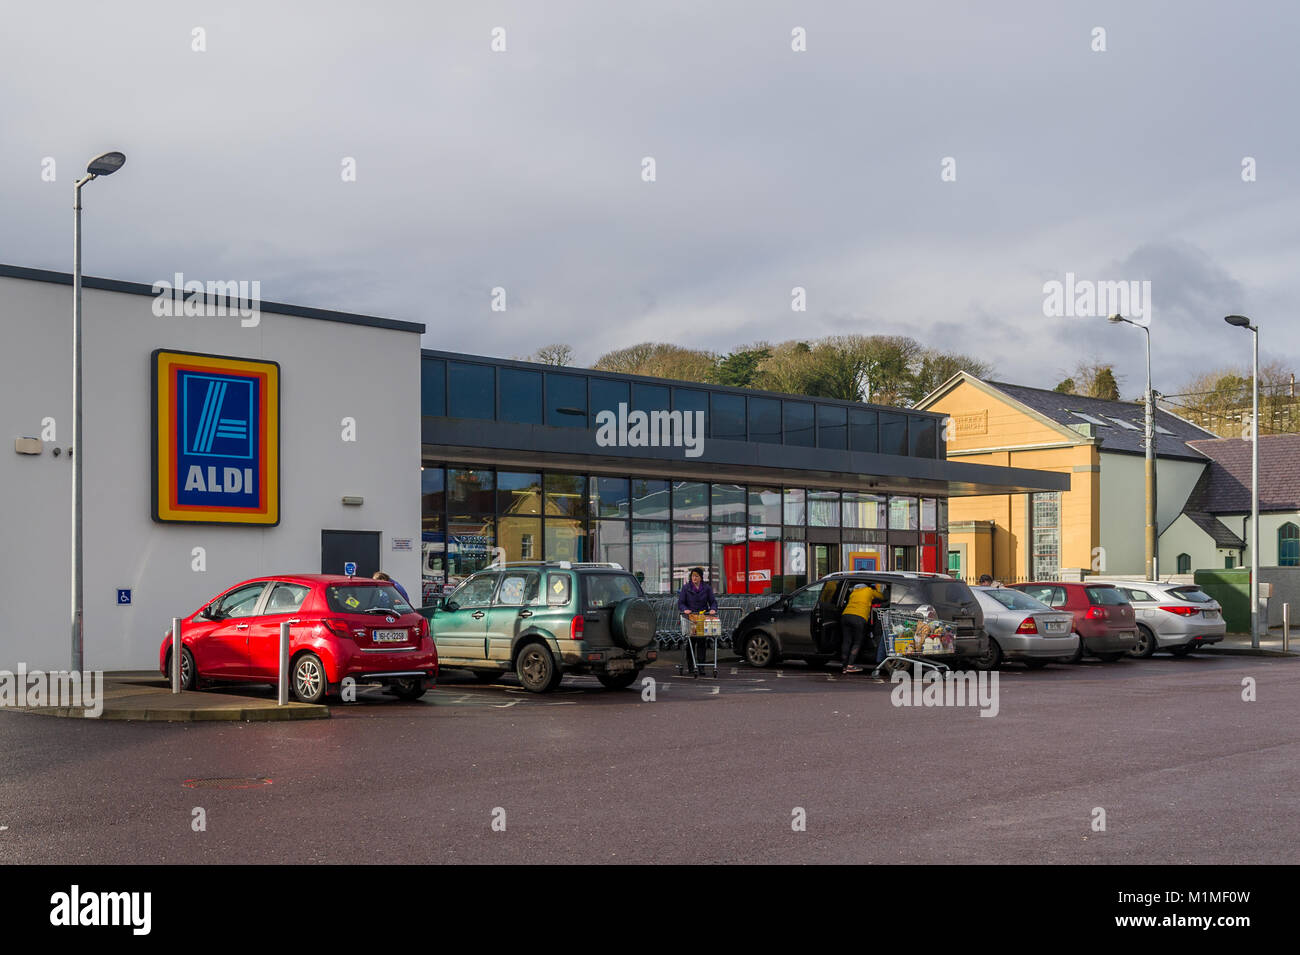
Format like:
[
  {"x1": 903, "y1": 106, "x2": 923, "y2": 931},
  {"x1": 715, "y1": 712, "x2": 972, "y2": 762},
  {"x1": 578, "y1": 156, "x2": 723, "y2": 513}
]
[{"x1": 152, "y1": 350, "x2": 280, "y2": 525}]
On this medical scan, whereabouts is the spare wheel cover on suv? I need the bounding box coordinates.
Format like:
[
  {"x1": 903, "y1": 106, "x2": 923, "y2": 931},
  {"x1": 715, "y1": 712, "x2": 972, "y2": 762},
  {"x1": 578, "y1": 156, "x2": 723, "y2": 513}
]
[{"x1": 611, "y1": 597, "x2": 656, "y2": 649}]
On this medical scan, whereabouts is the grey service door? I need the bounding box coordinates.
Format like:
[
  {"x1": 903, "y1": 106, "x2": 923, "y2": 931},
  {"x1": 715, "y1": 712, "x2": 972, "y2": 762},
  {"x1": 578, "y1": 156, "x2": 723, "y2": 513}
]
[{"x1": 321, "y1": 530, "x2": 382, "y2": 577}]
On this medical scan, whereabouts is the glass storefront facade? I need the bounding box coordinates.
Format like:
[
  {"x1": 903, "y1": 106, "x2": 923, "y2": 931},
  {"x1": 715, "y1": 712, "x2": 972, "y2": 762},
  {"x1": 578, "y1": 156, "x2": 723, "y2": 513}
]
[{"x1": 420, "y1": 464, "x2": 947, "y2": 602}]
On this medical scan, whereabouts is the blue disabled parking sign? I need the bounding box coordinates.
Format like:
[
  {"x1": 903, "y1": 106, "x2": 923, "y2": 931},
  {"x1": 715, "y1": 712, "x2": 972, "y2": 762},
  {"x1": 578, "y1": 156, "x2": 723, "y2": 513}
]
[
  {"x1": 344, "y1": 561, "x2": 357, "y2": 576},
  {"x1": 117, "y1": 589, "x2": 131, "y2": 605}
]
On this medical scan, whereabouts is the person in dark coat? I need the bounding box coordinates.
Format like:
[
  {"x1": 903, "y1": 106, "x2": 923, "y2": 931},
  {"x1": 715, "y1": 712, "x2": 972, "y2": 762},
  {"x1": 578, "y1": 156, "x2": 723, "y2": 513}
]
[{"x1": 677, "y1": 567, "x2": 718, "y2": 674}]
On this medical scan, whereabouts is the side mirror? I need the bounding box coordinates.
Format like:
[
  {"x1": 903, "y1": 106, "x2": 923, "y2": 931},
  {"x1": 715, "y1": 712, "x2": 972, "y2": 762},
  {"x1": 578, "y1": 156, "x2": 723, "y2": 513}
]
[
  {"x1": 444, "y1": 600, "x2": 460, "y2": 613},
  {"x1": 199, "y1": 606, "x2": 216, "y2": 620}
]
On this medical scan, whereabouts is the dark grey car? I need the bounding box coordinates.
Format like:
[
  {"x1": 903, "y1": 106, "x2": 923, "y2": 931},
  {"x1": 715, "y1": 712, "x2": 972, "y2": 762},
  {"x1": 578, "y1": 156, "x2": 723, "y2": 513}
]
[{"x1": 733, "y1": 571, "x2": 987, "y2": 667}]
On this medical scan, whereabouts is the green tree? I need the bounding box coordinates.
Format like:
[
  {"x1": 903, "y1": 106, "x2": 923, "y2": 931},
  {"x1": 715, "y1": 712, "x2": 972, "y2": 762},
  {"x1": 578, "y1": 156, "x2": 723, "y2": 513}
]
[
  {"x1": 905, "y1": 349, "x2": 995, "y2": 405},
  {"x1": 1059, "y1": 362, "x2": 1122, "y2": 401},
  {"x1": 712, "y1": 346, "x2": 772, "y2": 388},
  {"x1": 1088, "y1": 366, "x2": 1121, "y2": 401}
]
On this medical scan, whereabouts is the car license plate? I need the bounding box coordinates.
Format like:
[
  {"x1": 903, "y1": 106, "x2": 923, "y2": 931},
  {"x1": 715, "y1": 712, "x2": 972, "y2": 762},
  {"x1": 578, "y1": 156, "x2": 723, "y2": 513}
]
[
  {"x1": 1203, "y1": 610, "x2": 1219, "y2": 619},
  {"x1": 372, "y1": 629, "x2": 407, "y2": 643},
  {"x1": 1046, "y1": 621, "x2": 1066, "y2": 633},
  {"x1": 607, "y1": 659, "x2": 634, "y2": 673}
]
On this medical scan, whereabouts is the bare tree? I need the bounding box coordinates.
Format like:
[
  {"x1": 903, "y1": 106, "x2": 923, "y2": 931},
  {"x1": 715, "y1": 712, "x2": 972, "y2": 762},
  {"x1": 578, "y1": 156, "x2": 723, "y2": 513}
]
[
  {"x1": 593, "y1": 342, "x2": 717, "y2": 382},
  {"x1": 1163, "y1": 361, "x2": 1298, "y2": 436},
  {"x1": 531, "y1": 344, "x2": 574, "y2": 366}
]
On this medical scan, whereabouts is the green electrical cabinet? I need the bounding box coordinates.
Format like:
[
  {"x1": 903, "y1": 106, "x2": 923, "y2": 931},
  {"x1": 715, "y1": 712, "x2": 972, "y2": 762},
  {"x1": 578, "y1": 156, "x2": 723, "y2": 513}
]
[{"x1": 1194, "y1": 568, "x2": 1251, "y2": 633}]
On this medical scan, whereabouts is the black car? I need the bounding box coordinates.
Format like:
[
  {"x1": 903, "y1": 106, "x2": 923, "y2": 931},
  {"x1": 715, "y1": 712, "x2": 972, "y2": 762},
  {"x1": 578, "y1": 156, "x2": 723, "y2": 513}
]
[{"x1": 733, "y1": 571, "x2": 987, "y2": 668}]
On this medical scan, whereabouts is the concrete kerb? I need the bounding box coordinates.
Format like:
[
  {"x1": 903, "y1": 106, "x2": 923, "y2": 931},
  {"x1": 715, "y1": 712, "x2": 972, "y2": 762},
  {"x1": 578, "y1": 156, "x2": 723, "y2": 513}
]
[{"x1": 7, "y1": 671, "x2": 329, "y2": 722}]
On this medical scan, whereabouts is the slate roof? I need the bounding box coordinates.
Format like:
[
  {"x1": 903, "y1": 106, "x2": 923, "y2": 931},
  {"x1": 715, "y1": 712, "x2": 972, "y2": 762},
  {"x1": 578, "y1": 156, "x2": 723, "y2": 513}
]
[
  {"x1": 1176, "y1": 468, "x2": 1247, "y2": 548},
  {"x1": 1184, "y1": 510, "x2": 1246, "y2": 549},
  {"x1": 1185, "y1": 435, "x2": 1300, "y2": 514},
  {"x1": 984, "y1": 380, "x2": 1216, "y2": 460}
]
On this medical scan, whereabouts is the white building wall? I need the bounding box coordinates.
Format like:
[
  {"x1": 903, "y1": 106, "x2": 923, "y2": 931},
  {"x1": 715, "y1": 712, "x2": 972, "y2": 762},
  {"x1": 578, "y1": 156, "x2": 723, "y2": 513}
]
[
  {"x1": 1215, "y1": 512, "x2": 1300, "y2": 567},
  {"x1": 0, "y1": 275, "x2": 421, "y2": 671},
  {"x1": 1098, "y1": 452, "x2": 1206, "y2": 575},
  {"x1": 1158, "y1": 514, "x2": 1239, "y2": 572}
]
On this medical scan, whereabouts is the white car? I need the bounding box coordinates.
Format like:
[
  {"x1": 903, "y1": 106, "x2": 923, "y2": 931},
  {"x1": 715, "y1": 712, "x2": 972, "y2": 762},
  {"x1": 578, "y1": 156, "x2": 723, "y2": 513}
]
[{"x1": 1088, "y1": 579, "x2": 1226, "y2": 657}]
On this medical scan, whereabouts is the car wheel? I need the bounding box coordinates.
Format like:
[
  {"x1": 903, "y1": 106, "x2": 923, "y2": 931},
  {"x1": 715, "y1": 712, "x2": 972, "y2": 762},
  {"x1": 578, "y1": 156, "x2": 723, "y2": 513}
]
[
  {"x1": 971, "y1": 637, "x2": 1003, "y2": 671},
  {"x1": 597, "y1": 669, "x2": 640, "y2": 690},
  {"x1": 1169, "y1": 644, "x2": 1194, "y2": 657},
  {"x1": 390, "y1": 677, "x2": 426, "y2": 701},
  {"x1": 1023, "y1": 659, "x2": 1049, "y2": 670},
  {"x1": 174, "y1": 646, "x2": 197, "y2": 690},
  {"x1": 742, "y1": 632, "x2": 777, "y2": 668},
  {"x1": 1096, "y1": 652, "x2": 1125, "y2": 662},
  {"x1": 516, "y1": 642, "x2": 558, "y2": 693},
  {"x1": 1129, "y1": 625, "x2": 1156, "y2": 659},
  {"x1": 291, "y1": 652, "x2": 327, "y2": 704}
]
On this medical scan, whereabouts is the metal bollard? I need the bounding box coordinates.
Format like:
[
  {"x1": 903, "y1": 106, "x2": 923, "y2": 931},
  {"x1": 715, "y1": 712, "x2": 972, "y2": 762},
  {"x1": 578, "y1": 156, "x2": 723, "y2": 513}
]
[
  {"x1": 171, "y1": 617, "x2": 182, "y2": 693},
  {"x1": 1285, "y1": 603, "x2": 1291, "y2": 653},
  {"x1": 278, "y1": 621, "x2": 290, "y2": 705}
]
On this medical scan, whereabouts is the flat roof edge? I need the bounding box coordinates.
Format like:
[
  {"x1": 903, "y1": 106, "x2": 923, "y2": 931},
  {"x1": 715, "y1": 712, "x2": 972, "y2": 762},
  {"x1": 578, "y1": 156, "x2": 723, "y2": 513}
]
[
  {"x1": 419, "y1": 348, "x2": 947, "y2": 418},
  {"x1": 0, "y1": 264, "x2": 426, "y2": 335}
]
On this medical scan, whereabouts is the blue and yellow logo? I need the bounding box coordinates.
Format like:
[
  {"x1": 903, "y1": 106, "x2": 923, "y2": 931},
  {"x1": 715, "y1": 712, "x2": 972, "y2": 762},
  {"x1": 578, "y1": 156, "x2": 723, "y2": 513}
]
[{"x1": 152, "y1": 350, "x2": 280, "y2": 525}]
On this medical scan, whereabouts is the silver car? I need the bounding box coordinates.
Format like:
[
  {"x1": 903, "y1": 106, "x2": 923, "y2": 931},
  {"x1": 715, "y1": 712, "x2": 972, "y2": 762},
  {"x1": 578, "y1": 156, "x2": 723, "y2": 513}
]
[
  {"x1": 1090, "y1": 579, "x2": 1226, "y2": 657},
  {"x1": 971, "y1": 586, "x2": 1079, "y2": 669}
]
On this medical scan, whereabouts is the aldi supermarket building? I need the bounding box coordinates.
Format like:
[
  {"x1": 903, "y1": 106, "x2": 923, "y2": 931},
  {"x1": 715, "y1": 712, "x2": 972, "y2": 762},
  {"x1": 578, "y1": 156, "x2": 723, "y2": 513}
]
[
  {"x1": 0, "y1": 263, "x2": 1066, "y2": 671},
  {"x1": 417, "y1": 356, "x2": 1068, "y2": 599}
]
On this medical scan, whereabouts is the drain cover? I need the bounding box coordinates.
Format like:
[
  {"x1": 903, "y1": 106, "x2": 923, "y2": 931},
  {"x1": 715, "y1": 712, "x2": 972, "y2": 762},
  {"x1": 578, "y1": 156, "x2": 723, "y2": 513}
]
[{"x1": 182, "y1": 776, "x2": 273, "y2": 790}]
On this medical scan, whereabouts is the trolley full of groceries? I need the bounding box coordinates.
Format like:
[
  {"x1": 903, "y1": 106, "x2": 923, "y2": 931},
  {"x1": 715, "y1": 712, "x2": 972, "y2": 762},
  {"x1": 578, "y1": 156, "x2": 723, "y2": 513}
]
[
  {"x1": 677, "y1": 611, "x2": 721, "y2": 678},
  {"x1": 872, "y1": 607, "x2": 962, "y2": 678}
]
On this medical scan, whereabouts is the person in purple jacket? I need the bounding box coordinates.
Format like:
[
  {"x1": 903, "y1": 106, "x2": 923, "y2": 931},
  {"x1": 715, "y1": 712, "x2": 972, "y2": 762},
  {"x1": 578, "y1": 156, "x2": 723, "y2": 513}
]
[{"x1": 677, "y1": 567, "x2": 718, "y2": 675}]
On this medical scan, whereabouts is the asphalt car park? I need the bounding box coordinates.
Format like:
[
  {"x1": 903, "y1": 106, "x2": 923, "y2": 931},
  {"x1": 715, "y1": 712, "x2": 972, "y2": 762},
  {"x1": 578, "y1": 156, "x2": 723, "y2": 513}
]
[{"x1": 3, "y1": 651, "x2": 1296, "y2": 865}]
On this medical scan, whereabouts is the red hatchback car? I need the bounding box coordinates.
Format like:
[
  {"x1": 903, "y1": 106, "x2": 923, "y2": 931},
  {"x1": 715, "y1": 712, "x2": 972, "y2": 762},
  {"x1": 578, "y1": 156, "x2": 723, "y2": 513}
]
[
  {"x1": 1007, "y1": 581, "x2": 1139, "y2": 662},
  {"x1": 159, "y1": 575, "x2": 437, "y2": 703}
]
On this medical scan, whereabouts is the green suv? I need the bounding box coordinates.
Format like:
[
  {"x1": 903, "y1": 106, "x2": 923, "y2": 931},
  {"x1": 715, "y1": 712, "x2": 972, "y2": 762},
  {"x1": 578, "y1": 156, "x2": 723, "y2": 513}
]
[{"x1": 419, "y1": 562, "x2": 658, "y2": 693}]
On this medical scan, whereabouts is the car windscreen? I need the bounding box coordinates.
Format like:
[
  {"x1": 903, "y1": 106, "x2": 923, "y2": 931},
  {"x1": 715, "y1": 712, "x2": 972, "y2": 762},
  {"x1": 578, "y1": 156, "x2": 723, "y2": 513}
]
[
  {"x1": 1085, "y1": 586, "x2": 1127, "y2": 606},
  {"x1": 1169, "y1": 586, "x2": 1214, "y2": 603},
  {"x1": 981, "y1": 588, "x2": 1052, "y2": 612},
  {"x1": 585, "y1": 573, "x2": 643, "y2": 610},
  {"x1": 325, "y1": 583, "x2": 412, "y2": 614}
]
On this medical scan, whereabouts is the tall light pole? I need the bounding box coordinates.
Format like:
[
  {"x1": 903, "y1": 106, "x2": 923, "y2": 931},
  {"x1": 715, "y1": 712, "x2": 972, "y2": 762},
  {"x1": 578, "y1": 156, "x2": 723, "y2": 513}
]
[
  {"x1": 1109, "y1": 314, "x2": 1158, "y2": 580},
  {"x1": 72, "y1": 150, "x2": 127, "y2": 671},
  {"x1": 1225, "y1": 315, "x2": 1260, "y2": 648}
]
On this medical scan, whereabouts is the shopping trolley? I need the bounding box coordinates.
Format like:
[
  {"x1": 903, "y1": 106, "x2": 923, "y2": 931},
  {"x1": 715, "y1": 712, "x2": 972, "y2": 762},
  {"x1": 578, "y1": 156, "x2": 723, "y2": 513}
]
[
  {"x1": 676, "y1": 612, "x2": 721, "y2": 678},
  {"x1": 871, "y1": 608, "x2": 958, "y2": 678}
]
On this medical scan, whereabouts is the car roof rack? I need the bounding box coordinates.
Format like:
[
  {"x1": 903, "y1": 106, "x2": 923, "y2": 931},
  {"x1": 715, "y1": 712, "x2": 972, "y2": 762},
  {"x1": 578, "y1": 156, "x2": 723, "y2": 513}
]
[
  {"x1": 483, "y1": 560, "x2": 625, "y2": 571},
  {"x1": 822, "y1": 570, "x2": 917, "y2": 578}
]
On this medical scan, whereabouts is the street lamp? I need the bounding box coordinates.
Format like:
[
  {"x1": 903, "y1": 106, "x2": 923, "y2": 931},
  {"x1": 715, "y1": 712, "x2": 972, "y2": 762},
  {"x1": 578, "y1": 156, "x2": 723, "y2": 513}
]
[
  {"x1": 1109, "y1": 314, "x2": 1158, "y2": 580},
  {"x1": 1225, "y1": 314, "x2": 1260, "y2": 648},
  {"x1": 72, "y1": 150, "x2": 126, "y2": 671}
]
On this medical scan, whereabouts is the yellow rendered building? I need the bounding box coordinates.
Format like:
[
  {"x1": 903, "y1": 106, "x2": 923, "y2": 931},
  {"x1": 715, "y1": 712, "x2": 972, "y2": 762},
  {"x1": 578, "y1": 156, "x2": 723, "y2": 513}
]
[{"x1": 918, "y1": 374, "x2": 1215, "y2": 582}]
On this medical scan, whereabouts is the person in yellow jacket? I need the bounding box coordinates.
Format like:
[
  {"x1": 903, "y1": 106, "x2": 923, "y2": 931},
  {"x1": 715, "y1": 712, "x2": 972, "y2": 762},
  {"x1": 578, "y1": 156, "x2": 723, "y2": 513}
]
[{"x1": 840, "y1": 582, "x2": 884, "y2": 674}]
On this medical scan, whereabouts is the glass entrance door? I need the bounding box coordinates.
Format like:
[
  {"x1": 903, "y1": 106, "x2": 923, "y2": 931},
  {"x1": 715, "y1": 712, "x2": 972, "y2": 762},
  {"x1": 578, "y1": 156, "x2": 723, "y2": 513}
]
[{"x1": 812, "y1": 543, "x2": 839, "y2": 580}]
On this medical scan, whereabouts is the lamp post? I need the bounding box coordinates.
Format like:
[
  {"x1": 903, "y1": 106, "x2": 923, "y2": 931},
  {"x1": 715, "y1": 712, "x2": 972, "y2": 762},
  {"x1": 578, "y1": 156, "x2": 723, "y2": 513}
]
[
  {"x1": 1109, "y1": 314, "x2": 1157, "y2": 580},
  {"x1": 1225, "y1": 314, "x2": 1260, "y2": 648},
  {"x1": 72, "y1": 150, "x2": 126, "y2": 671}
]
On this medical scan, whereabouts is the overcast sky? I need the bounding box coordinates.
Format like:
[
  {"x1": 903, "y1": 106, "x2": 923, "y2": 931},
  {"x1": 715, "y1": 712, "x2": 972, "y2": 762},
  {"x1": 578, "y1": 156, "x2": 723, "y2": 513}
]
[{"x1": 3, "y1": 0, "x2": 1297, "y2": 400}]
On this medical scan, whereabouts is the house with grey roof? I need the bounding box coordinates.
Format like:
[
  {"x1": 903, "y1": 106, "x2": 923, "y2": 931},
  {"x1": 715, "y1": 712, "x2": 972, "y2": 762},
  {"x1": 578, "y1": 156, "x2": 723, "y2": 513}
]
[
  {"x1": 922, "y1": 372, "x2": 1300, "y2": 582},
  {"x1": 1161, "y1": 435, "x2": 1300, "y2": 573}
]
